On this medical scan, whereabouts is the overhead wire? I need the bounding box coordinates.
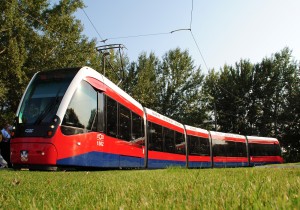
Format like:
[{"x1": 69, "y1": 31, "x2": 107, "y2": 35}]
[
  {"x1": 82, "y1": 0, "x2": 210, "y2": 75},
  {"x1": 188, "y1": 0, "x2": 209, "y2": 72},
  {"x1": 190, "y1": 31, "x2": 209, "y2": 72},
  {"x1": 81, "y1": 8, "x2": 105, "y2": 42},
  {"x1": 187, "y1": 0, "x2": 253, "y2": 105},
  {"x1": 101, "y1": 28, "x2": 194, "y2": 43},
  {"x1": 186, "y1": 0, "x2": 279, "y2": 118},
  {"x1": 190, "y1": 0, "x2": 194, "y2": 29},
  {"x1": 103, "y1": 31, "x2": 170, "y2": 41}
]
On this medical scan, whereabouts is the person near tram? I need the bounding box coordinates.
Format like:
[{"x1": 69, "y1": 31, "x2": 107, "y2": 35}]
[{"x1": 1, "y1": 124, "x2": 12, "y2": 168}]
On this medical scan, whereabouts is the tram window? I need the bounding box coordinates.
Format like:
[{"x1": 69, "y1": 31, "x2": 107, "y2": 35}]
[
  {"x1": 164, "y1": 128, "x2": 175, "y2": 153},
  {"x1": 61, "y1": 80, "x2": 97, "y2": 135},
  {"x1": 188, "y1": 135, "x2": 198, "y2": 155},
  {"x1": 226, "y1": 141, "x2": 236, "y2": 157},
  {"x1": 249, "y1": 143, "x2": 281, "y2": 156},
  {"x1": 148, "y1": 122, "x2": 163, "y2": 152},
  {"x1": 119, "y1": 104, "x2": 131, "y2": 141},
  {"x1": 199, "y1": 137, "x2": 210, "y2": 156},
  {"x1": 106, "y1": 96, "x2": 118, "y2": 138},
  {"x1": 188, "y1": 135, "x2": 210, "y2": 156},
  {"x1": 132, "y1": 112, "x2": 143, "y2": 141},
  {"x1": 212, "y1": 139, "x2": 227, "y2": 156},
  {"x1": 236, "y1": 142, "x2": 247, "y2": 157},
  {"x1": 97, "y1": 92, "x2": 105, "y2": 132},
  {"x1": 175, "y1": 132, "x2": 185, "y2": 154}
]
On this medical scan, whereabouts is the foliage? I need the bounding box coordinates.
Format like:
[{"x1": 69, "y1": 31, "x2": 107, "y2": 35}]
[
  {"x1": 125, "y1": 52, "x2": 160, "y2": 109},
  {"x1": 157, "y1": 48, "x2": 207, "y2": 125},
  {"x1": 123, "y1": 49, "x2": 208, "y2": 126},
  {"x1": 203, "y1": 48, "x2": 300, "y2": 162},
  {"x1": 0, "y1": 0, "x2": 101, "y2": 123},
  {"x1": 0, "y1": 167, "x2": 299, "y2": 209}
]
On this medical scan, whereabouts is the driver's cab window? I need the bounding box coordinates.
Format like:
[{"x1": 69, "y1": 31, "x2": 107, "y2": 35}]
[{"x1": 62, "y1": 80, "x2": 97, "y2": 135}]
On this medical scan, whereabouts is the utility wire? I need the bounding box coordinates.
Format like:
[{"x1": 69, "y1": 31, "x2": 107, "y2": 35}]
[
  {"x1": 190, "y1": 0, "x2": 194, "y2": 29},
  {"x1": 82, "y1": 8, "x2": 105, "y2": 42},
  {"x1": 102, "y1": 28, "x2": 192, "y2": 42},
  {"x1": 188, "y1": 0, "x2": 209, "y2": 72},
  {"x1": 188, "y1": 0, "x2": 242, "y2": 103},
  {"x1": 188, "y1": 0, "x2": 257, "y2": 106},
  {"x1": 190, "y1": 31, "x2": 209, "y2": 72},
  {"x1": 187, "y1": 0, "x2": 252, "y2": 109},
  {"x1": 103, "y1": 31, "x2": 170, "y2": 41}
]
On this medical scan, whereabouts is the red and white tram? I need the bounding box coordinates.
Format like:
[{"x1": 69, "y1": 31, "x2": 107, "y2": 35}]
[{"x1": 10, "y1": 66, "x2": 283, "y2": 170}]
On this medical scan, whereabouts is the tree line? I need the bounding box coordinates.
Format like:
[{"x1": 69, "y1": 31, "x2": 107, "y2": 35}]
[{"x1": 1, "y1": 0, "x2": 299, "y2": 162}]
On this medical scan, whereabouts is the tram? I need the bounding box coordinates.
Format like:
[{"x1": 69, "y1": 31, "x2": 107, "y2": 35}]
[{"x1": 10, "y1": 66, "x2": 283, "y2": 170}]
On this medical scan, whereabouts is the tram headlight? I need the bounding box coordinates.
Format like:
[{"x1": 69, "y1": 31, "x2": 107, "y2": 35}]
[{"x1": 47, "y1": 125, "x2": 55, "y2": 137}]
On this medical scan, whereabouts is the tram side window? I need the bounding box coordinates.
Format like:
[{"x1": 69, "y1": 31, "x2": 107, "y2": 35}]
[
  {"x1": 249, "y1": 143, "x2": 281, "y2": 156},
  {"x1": 225, "y1": 141, "x2": 247, "y2": 157},
  {"x1": 199, "y1": 137, "x2": 210, "y2": 156},
  {"x1": 119, "y1": 104, "x2": 131, "y2": 141},
  {"x1": 106, "y1": 96, "x2": 118, "y2": 138},
  {"x1": 212, "y1": 139, "x2": 227, "y2": 156},
  {"x1": 188, "y1": 135, "x2": 210, "y2": 156},
  {"x1": 226, "y1": 141, "x2": 236, "y2": 157},
  {"x1": 236, "y1": 142, "x2": 247, "y2": 157},
  {"x1": 148, "y1": 122, "x2": 163, "y2": 152},
  {"x1": 61, "y1": 80, "x2": 97, "y2": 135},
  {"x1": 164, "y1": 128, "x2": 175, "y2": 153},
  {"x1": 132, "y1": 112, "x2": 144, "y2": 141},
  {"x1": 97, "y1": 92, "x2": 105, "y2": 132},
  {"x1": 188, "y1": 135, "x2": 198, "y2": 155},
  {"x1": 175, "y1": 132, "x2": 185, "y2": 154}
]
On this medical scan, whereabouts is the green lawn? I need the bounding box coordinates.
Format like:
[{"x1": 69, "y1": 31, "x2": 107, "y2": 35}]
[{"x1": 0, "y1": 166, "x2": 299, "y2": 209}]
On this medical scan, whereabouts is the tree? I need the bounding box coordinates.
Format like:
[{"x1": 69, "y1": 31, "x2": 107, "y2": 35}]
[
  {"x1": 203, "y1": 60, "x2": 255, "y2": 133},
  {"x1": 271, "y1": 48, "x2": 300, "y2": 162},
  {"x1": 0, "y1": 0, "x2": 28, "y2": 122},
  {"x1": 156, "y1": 48, "x2": 207, "y2": 126},
  {"x1": 127, "y1": 52, "x2": 160, "y2": 109},
  {"x1": 203, "y1": 48, "x2": 300, "y2": 162},
  {"x1": 0, "y1": 0, "x2": 101, "y2": 123}
]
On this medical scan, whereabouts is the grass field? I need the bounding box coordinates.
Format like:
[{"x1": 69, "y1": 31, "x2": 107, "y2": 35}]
[{"x1": 0, "y1": 166, "x2": 299, "y2": 209}]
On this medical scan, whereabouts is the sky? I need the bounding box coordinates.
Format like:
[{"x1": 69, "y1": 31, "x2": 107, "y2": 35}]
[{"x1": 74, "y1": 0, "x2": 300, "y2": 73}]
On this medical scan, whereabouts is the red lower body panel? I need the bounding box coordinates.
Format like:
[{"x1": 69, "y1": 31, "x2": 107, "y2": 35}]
[
  {"x1": 11, "y1": 142, "x2": 57, "y2": 165},
  {"x1": 250, "y1": 156, "x2": 283, "y2": 166}
]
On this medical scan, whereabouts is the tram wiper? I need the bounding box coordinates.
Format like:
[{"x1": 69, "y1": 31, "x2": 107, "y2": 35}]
[{"x1": 34, "y1": 91, "x2": 61, "y2": 125}]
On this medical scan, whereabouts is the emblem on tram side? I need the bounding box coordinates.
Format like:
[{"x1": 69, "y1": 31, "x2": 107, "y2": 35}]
[{"x1": 20, "y1": 150, "x2": 28, "y2": 162}]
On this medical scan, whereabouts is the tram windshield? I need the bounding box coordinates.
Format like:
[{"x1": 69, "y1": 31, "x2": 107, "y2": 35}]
[{"x1": 17, "y1": 68, "x2": 79, "y2": 125}]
